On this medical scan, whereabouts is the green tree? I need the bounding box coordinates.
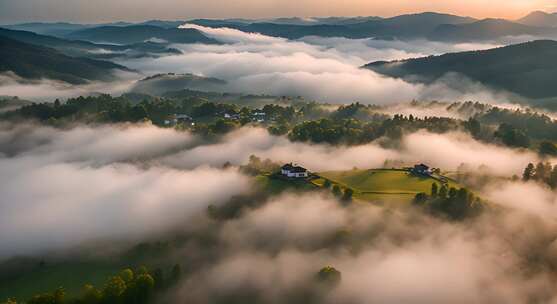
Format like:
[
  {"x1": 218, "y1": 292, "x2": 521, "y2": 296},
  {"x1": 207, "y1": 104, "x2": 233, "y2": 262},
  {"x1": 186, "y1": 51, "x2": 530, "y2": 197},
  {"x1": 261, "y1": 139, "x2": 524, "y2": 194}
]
[
  {"x1": 323, "y1": 179, "x2": 332, "y2": 189},
  {"x1": 438, "y1": 184, "x2": 448, "y2": 199},
  {"x1": 332, "y1": 185, "x2": 342, "y2": 197},
  {"x1": 81, "y1": 285, "x2": 102, "y2": 304},
  {"x1": 316, "y1": 266, "x2": 341, "y2": 286},
  {"x1": 431, "y1": 183, "x2": 438, "y2": 197},
  {"x1": 539, "y1": 141, "x2": 557, "y2": 156},
  {"x1": 103, "y1": 276, "x2": 126, "y2": 300},
  {"x1": 413, "y1": 192, "x2": 428, "y2": 205},
  {"x1": 133, "y1": 274, "x2": 155, "y2": 304},
  {"x1": 119, "y1": 269, "x2": 134, "y2": 283},
  {"x1": 523, "y1": 163, "x2": 535, "y2": 181},
  {"x1": 342, "y1": 188, "x2": 354, "y2": 202}
]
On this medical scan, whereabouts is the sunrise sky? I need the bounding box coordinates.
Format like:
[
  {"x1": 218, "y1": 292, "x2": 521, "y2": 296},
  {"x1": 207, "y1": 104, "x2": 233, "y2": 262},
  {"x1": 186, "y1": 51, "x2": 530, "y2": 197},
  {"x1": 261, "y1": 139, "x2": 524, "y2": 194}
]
[{"x1": 0, "y1": 0, "x2": 556, "y2": 23}]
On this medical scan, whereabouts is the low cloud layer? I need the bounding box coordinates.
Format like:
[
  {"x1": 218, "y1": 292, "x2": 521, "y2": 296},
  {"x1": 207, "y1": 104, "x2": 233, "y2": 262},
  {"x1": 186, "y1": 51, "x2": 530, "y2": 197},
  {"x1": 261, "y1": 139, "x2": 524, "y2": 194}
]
[
  {"x1": 161, "y1": 127, "x2": 543, "y2": 176},
  {"x1": 168, "y1": 190, "x2": 557, "y2": 304},
  {"x1": 116, "y1": 24, "x2": 517, "y2": 104},
  {"x1": 3, "y1": 122, "x2": 557, "y2": 303},
  {"x1": 0, "y1": 71, "x2": 138, "y2": 102},
  {"x1": 0, "y1": 123, "x2": 249, "y2": 259}
]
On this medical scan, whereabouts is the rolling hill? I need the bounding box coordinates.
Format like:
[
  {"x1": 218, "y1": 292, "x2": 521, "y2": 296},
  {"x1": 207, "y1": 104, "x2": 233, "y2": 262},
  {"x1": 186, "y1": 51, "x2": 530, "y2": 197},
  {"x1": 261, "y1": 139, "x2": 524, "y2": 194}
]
[
  {"x1": 316, "y1": 169, "x2": 457, "y2": 202},
  {"x1": 129, "y1": 73, "x2": 226, "y2": 96},
  {"x1": 0, "y1": 36, "x2": 132, "y2": 84},
  {"x1": 517, "y1": 11, "x2": 557, "y2": 27},
  {"x1": 365, "y1": 40, "x2": 557, "y2": 100},
  {"x1": 189, "y1": 12, "x2": 476, "y2": 40},
  {"x1": 428, "y1": 18, "x2": 557, "y2": 42},
  {"x1": 65, "y1": 25, "x2": 218, "y2": 44},
  {"x1": 0, "y1": 28, "x2": 181, "y2": 59}
]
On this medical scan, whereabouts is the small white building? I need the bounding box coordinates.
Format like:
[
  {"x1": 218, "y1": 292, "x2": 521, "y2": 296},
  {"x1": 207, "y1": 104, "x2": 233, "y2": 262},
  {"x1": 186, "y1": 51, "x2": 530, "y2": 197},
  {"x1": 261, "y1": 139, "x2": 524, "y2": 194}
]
[{"x1": 281, "y1": 163, "x2": 309, "y2": 178}]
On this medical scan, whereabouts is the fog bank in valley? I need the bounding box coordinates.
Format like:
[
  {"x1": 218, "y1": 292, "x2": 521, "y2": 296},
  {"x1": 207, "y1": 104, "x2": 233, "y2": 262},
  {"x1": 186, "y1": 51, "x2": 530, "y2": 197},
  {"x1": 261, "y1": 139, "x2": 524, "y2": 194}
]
[
  {"x1": 117, "y1": 24, "x2": 517, "y2": 105},
  {"x1": 0, "y1": 122, "x2": 551, "y2": 259}
]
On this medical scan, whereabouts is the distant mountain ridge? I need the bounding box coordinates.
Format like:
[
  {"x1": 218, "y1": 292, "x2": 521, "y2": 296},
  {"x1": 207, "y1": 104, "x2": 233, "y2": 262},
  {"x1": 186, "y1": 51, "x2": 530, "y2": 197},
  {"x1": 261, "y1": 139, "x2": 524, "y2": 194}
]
[
  {"x1": 0, "y1": 27, "x2": 181, "y2": 59},
  {"x1": 428, "y1": 18, "x2": 557, "y2": 42},
  {"x1": 517, "y1": 11, "x2": 557, "y2": 27},
  {"x1": 364, "y1": 40, "x2": 557, "y2": 99},
  {"x1": 0, "y1": 36, "x2": 132, "y2": 84},
  {"x1": 188, "y1": 12, "x2": 477, "y2": 40},
  {"x1": 65, "y1": 25, "x2": 219, "y2": 44}
]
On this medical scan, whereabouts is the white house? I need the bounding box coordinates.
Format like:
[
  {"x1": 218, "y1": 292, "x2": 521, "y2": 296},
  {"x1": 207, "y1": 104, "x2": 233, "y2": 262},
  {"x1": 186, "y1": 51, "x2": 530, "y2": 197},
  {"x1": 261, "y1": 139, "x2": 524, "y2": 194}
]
[{"x1": 281, "y1": 163, "x2": 309, "y2": 178}]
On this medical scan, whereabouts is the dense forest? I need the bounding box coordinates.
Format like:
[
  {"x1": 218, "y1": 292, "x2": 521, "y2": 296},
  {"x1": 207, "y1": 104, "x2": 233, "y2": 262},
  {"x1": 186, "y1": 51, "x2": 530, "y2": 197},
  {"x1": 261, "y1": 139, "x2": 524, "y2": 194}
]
[{"x1": 6, "y1": 95, "x2": 557, "y2": 156}]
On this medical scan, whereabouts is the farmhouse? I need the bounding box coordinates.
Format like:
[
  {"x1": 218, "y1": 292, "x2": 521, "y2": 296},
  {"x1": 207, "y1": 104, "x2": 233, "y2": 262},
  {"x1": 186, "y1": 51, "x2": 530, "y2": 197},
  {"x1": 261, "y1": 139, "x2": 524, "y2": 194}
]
[
  {"x1": 412, "y1": 163, "x2": 431, "y2": 176},
  {"x1": 281, "y1": 163, "x2": 309, "y2": 178}
]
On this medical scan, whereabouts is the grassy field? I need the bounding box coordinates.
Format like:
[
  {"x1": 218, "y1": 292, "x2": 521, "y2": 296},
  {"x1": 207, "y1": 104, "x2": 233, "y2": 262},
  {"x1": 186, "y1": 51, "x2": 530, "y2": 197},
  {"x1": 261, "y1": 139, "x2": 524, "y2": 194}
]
[
  {"x1": 0, "y1": 259, "x2": 123, "y2": 301},
  {"x1": 316, "y1": 169, "x2": 458, "y2": 203},
  {"x1": 255, "y1": 174, "x2": 319, "y2": 194}
]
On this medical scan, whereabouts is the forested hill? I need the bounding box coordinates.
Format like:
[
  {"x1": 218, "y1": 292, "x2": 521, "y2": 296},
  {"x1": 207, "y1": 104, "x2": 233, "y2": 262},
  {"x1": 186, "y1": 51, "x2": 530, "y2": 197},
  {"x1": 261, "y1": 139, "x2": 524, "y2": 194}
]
[
  {"x1": 365, "y1": 40, "x2": 557, "y2": 99},
  {"x1": 0, "y1": 36, "x2": 132, "y2": 84},
  {"x1": 65, "y1": 25, "x2": 219, "y2": 44}
]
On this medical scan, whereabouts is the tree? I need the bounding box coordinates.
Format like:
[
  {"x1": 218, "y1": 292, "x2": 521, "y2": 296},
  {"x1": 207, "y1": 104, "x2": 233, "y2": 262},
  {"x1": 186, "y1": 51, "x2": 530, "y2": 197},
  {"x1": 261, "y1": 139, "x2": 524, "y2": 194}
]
[
  {"x1": 152, "y1": 268, "x2": 165, "y2": 290},
  {"x1": 332, "y1": 185, "x2": 342, "y2": 197},
  {"x1": 534, "y1": 162, "x2": 549, "y2": 181},
  {"x1": 132, "y1": 274, "x2": 155, "y2": 304},
  {"x1": 523, "y1": 163, "x2": 535, "y2": 181},
  {"x1": 323, "y1": 179, "x2": 332, "y2": 189},
  {"x1": 539, "y1": 141, "x2": 557, "y2": 156},
  {"x1": 120, "y1": 269, "x2": 134, "y2": 283},
  {"x1": 549, "y1": 166, "x2": 557, "y2": 188},
  {"x1": 82, "y1": 285, "x2": 101, "y2": 304},
  {"x1": 316, "y1": 266, "x2": 341, "y2": 286},
  {"x1": 103, "y1": 276, "x2": 126, "y2": 300},
  {"x1": 342, "y1": 188, "x2": 354, "y2": 202},
  {"x1": 439, "y1": 184, "x2": 448, "y2": 199},
  {"x1": 431, "y1": 183, "x2": 438, "y2": 197},
  {"x1": 413, "y1": 192, "x2": 428, "y2": 205},
  {"x1": 494, "y1": 123, "x2": 529, "y2": 148}
]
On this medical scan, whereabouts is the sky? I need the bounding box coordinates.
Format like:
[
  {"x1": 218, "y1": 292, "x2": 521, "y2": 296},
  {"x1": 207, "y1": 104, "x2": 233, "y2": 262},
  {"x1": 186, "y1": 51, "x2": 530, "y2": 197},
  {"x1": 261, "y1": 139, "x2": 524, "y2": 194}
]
[{"x1": 0, "y1": 0, "x2": 556, "y2": 24}]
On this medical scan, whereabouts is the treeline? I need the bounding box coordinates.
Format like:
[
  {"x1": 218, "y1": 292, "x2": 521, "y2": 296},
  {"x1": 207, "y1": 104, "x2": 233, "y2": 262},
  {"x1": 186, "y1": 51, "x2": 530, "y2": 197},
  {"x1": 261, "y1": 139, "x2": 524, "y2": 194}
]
[
  {"x1": 522, "y1": 162, "x2": 557, "y2": 188},
  {"x1": 1, "y1": 265, "x2": 182, "y2": 304},
  {"x1": 289, "y1": 114, "x2": 462, "y2": 145},
  {"x1": 7, "y1": 95, "x2": 557, "y2": 153},
  {"x1": 413, "y1": 183, "x2": 483, "y2": 220}
]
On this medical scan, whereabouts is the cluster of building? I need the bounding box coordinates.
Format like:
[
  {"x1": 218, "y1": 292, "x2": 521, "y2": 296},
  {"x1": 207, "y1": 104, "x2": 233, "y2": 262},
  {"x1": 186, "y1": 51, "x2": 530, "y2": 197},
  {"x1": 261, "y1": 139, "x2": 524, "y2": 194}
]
[
  {"x1": 164, "y1": 109, "x2": 268, "y2": 126},
  {"x1": 223, "y1": 110, "x2": 267, "y2": 122},
  {"x1": 164, "y1": 114, "x2": 193, "y2": 126}
]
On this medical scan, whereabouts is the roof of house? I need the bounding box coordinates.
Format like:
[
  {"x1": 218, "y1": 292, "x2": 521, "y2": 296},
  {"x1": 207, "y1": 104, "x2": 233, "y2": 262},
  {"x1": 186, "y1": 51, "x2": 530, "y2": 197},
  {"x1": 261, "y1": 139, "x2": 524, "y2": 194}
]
[
  {"x1": 281, "y1": 163, "x2": 308, "y2": 173},
  {"x1": 282, "y1": 163, "x2": 294, "y2": 170},
  {"x1": 415, "y1": 163, "x2": 429, "y2": 169},
  {"x1": 290, "y1": 166, "x2": 307, "y2": 173}
]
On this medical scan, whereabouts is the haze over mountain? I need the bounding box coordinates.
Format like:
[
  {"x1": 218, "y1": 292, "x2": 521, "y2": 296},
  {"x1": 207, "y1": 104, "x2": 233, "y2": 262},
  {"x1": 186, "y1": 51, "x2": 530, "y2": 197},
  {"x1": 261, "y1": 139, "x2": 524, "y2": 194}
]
[
  {"x1": 516, "y1": 11, "x2": 557, "y2": 27},
  {"x1": 0, "y1": 27, "x2": 181, "y2": 59},
  {"x1": 130, "y1": 73, "x2": 226, "y2": 96},
  {"x1": 429, "y1": 18, "x2": 557, "y2": 42},
  {"x1": 0, "y1": 36, "x2": 132, "y2": 84},
  {"x1": 365, "y1": 40, "x2": 557, "y2": 101},
  {"x1": 188, "y1": 12, "x2": 477, "y2": 40}
]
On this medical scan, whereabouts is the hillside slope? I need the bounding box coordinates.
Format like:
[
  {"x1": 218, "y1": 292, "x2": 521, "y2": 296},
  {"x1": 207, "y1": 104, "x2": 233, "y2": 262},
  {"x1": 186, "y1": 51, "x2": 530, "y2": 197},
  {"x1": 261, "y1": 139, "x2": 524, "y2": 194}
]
[
  {"x1": 428, "y1": 18, "x2": 556, "y2": 41},
  {"x1": 0, "y1": 36, "x2": 131, "y2": 84},
  {"x1": 130, "y1": 73, "x2": 226, "y2": 96},
  {"x1": 0, "y1": 28, "x2": 181, "y2": 59},
  {"x1": 365, "y1": 40, "x2": 557, "y2": 99},
  {"x1": 65, "y1": 25, "x2": 218, "y2": 44}
]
